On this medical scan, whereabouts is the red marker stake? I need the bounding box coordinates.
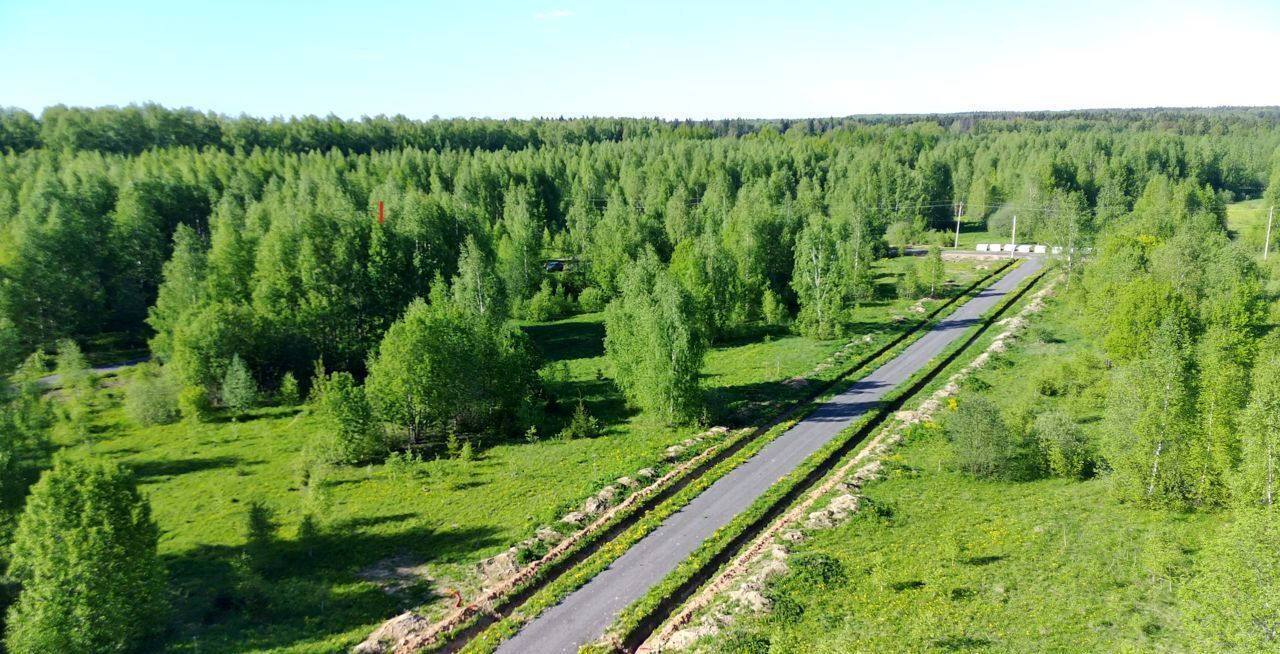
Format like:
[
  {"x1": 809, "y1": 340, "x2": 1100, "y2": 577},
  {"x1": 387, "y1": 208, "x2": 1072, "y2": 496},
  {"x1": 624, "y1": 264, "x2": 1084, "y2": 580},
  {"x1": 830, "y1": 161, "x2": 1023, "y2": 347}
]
[{"x1": 378, "y1": 201, "x2": 384, "y2": 224}]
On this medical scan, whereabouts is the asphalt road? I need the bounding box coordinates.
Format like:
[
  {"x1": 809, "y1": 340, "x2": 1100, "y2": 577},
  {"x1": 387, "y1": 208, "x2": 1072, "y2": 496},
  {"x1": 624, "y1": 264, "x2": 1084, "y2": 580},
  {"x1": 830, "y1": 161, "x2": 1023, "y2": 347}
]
[{"x1": 498, "y1": 258, "x2": 1043, "y2": 654}]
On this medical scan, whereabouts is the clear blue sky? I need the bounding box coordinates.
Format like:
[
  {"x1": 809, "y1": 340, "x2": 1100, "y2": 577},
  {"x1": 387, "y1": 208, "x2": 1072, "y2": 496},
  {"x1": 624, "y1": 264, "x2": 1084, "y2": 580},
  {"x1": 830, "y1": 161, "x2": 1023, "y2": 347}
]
[{"x1": 2, "y1": 0, "x2": 1278, "y2": 120}]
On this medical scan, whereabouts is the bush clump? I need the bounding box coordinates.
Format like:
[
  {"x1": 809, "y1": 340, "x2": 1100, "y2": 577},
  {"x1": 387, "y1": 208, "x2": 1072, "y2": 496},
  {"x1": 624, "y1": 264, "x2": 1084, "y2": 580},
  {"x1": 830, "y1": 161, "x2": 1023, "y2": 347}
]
[
  {"x1": 577, "y1": 286, "x2": 607, "y2": 313},
  {"x1": 525, "y1": 280, "x2": 576, "y2": 322},
  {"x1": 1033, "y1": 410, "x2": 1091, "y2": 478},
  {"x1": 308, "y1": 370, "x2": 386, "y2": 465},
  {"x1": 124, "y1": 364, "x2": 181, "y2": 426},
  {"x1": 558, "y1": 399, "x2": 602, "y2": 440},
  {"x1": 945, "y1": 396, "x2": 1020, "y2": 479},
  {"x1": 178, "y1": 385, "x2": 213, "y2": 422},
  {"x1": 276, "y1": 371, "x2": 301, "y2": 406}
]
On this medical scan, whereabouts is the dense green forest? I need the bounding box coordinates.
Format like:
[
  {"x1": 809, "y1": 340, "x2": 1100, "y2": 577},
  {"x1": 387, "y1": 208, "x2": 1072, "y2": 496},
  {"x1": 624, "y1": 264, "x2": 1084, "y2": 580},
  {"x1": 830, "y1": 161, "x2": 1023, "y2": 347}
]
[{"x1": 3, "y1": 105, "x2": 1280, "y2": 652}]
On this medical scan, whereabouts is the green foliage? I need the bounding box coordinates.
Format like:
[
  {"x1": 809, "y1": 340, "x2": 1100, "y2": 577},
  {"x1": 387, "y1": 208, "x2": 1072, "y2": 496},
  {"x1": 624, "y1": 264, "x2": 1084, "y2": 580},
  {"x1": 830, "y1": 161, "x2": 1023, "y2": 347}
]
[
  {"x1": 452, "y1": 235, "x2": 509, "y2": 324},
  {"x1": 760, "y1": 288, "x2": 789, "y2": 326},
  {"x1": 53, "y1": 339, "x2": 94, "y2": 442},
  {"x1": 307, "y1": 370, "x2": 384, "y2": 465},
  {"x1": 922, "y1": 245, "x2": 945, "y2": 297},
  {"x1": 791, "y1": 214, "x2": 850, "y2": 338},
  {"x1": 366, "y1": 297, "x2": 540, "y2": 445},
  {"x1": 1179, "y1": 510, "x2": 1280, "y2": 651},
  {"x1": 4, "y1": 455, "x2": 167, "y2": 654},
  {"x1": 604, "y1": 252, "x2": 706, "y2": 423},
  {"x1": 558, "y1": 400, "x2": 602, "y2": 440},
  {"x1": 577, "y1": 286, "x2": 607, "y2": 313},
  {"x1": 276, "y1": 371, "x2": 301, "y2": 406},
  {"x1": 788, "y1": 551, "x2": 847, "y2": 588},
  {"x1": 945, "y1": 396, "x2": 1019, "y2": 479},
  {"x1": 525, "y1": 279, "x2": 575, "y2": 322},
  {"x1": 220, "y1": 353, "x2": 258, "y2": 413},
  {"x1": 1033, "y1": 410, "x2": 1090, "y2": 478},
  {"x1": 177, "y1": 385, "x2": 212, "y2": 423},
  {"x1": 168, "y1": 301, "x2": 257, "y2": 391},
  {"x1": 898, "y1": 262, "x2": 923, "y2": 300},
  {"x1": 1103, "y1": 318, "x2": 1196, "y2": 506},
  {"x1": 123, "y1": 364, "x2": 180, "y2": 426},
  {"x1": 1234, "y1": 350, "x2": 1280, "y2": 508}
]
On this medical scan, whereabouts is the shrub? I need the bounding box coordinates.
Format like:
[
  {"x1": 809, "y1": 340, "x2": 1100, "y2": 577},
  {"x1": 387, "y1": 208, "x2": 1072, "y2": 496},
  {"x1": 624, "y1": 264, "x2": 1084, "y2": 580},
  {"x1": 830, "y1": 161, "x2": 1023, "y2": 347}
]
[
  {"x1": 898, "y1": 264, "x2": 923, "y2": 300},
  {"x1": 789, "y1": 552, "x2": 847, "y2": 587},
  {"x1": 124, "y1": 365, "x2": 181, "y2": 426},
  {"x1": 578, "y1": 286, "x2": 607, "y2": 313},
  {"x1": 716, "y1": 630, "x2": 771, "y2": 654},
  {"x1": 945, "y1": 396, "x2": 1018, "y2": 479},
  {"x1": 277, "y1": 371, "x2": 301, "y2": 406},
  {"x1": 178, "y1": 385, "x2": 213, "y2": 422},
  {"x1": 558, "y1": 399, "x2": 602, "y2": 440},
  {"x1": 525, "y1": 279, "x2": 575, "y2": 322},
  {"x1": 308, "y1": 371, "x2": 385, "y2": 465},
  {"x1": 761, "y1": 289, "x2": 789, "y2": 325},
  {"x1": 365, "y1": 298, "x2": 541, "y2": 444},
  {"x1": 221, "y1": 353, "x2": 258, "y2": 413},
  {"x1": 1033, "y1": 410, "x2": 1091, "y2": 478}
]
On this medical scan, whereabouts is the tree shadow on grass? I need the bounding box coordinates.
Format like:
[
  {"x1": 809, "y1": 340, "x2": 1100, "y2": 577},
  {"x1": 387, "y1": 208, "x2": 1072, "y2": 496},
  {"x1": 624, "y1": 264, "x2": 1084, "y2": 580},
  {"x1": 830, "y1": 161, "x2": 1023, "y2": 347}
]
[
  {"x1": 163, "y1": 514, "x2": 504, "y2": 653},
  {"x1": 540, "y1": 377, "x2": 636, "y2": 438},
  {"x1": 129, "y1": 456, "x2": 253, "y2": 482},
  {"x1": 523, "y1": 319, "x2": 605, "y2": 362}
]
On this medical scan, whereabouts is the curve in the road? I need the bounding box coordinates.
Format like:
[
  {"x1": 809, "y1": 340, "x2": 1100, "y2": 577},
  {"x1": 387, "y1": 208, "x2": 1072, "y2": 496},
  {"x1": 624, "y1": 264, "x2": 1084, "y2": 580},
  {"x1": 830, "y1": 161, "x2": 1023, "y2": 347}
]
[{"x1": 498, "y1": 257, "x2": 1043, "y2": 654}]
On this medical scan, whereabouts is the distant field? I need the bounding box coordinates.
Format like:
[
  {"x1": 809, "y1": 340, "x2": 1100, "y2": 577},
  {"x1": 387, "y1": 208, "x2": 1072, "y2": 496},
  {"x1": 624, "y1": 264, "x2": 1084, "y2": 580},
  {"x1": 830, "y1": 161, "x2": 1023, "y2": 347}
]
[
  {"x1": 720, "y1": 291, "x2": 1223, "y2": 652},
  {"x1": 57, "y1": 256, "x2": 991, "y2": 653},
  {"x1": 1226, "y1": 198, "x2": 1269, "y2": 253}
]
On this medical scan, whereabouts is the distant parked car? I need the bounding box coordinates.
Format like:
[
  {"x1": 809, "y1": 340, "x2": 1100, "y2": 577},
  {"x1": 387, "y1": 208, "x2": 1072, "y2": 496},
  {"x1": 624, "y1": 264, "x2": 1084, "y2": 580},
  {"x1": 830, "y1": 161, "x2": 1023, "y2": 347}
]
[{"x1": 544, "y1": 261, "x2": 564, "y2": 272}]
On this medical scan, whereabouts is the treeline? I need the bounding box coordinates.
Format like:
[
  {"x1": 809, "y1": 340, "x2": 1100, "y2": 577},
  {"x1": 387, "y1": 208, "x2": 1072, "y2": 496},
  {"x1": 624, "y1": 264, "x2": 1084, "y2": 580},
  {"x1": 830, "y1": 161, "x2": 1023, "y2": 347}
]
[
  {"x1": 4, "y1": 104, "x2": 1280, "y2": 157},
  {"x1": 0, "y1": 107, "x2": 1278, "y2": 445},
  {"x1": 2, "y1": 108, "x2": 1276, "y2": 361}
]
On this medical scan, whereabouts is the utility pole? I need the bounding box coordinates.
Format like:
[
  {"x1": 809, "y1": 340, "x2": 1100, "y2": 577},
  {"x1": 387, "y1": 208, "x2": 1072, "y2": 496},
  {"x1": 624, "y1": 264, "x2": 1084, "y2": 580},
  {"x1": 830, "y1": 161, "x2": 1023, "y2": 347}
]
[
  {"x1": 1011, "y1": 214, "x2": 1017, "y2": 258},
  {"x1": 1265, "y1": 206, "x2": 1275, "y2": 261},
  {"x1": 953, "y1": 201, "x2": 963, "y2": 249}
]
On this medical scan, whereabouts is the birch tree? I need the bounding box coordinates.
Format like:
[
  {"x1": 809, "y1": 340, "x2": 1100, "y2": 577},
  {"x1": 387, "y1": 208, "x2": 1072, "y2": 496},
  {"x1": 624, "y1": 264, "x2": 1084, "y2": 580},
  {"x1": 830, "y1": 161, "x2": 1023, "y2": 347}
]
[
  {"x1": 1235, "y1": 350, "x2": 1280, "y2": 508},
  {"x1": 604, "y1": 251, "x2": 706, "y2": 423},
  {"x1": 792, "y1": 214, "x2": 845, "y2": 339},
  {"x1": 1102, "y1": 317, "x2": 1195, "y2": 505},
  {"x1": 1188, "y1": 326, "x2": 1250, "y2": 508}
]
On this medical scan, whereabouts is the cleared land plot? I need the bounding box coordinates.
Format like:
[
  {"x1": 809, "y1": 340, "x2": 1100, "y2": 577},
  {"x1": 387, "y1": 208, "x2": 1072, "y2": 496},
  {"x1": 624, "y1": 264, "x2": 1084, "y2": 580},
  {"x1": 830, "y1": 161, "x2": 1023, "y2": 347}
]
[
  {"x1": 55, "y1": 256, "x2": 987, "y2": 653},
  {"x1": 714, "y1": 292, "x2": 1223, "y2": 653}
]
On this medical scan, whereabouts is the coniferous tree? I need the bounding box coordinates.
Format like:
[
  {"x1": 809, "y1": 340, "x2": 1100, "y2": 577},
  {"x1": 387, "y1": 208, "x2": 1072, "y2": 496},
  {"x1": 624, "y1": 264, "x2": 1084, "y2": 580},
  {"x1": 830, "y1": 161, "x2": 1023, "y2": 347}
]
[{"x1": 221, "y1": 354, "x2": 258, "y2": 413}]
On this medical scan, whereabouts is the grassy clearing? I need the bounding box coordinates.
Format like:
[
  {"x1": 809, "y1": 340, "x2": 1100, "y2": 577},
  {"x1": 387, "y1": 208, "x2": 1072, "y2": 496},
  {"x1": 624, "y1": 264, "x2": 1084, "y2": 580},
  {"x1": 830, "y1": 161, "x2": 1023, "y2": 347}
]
[
  {"x1": 45, "y1": 256, "x2": 988, "y2": 653},
  {"x1": 715, "y1": 291, "x2": 1223, "y2": 653},
  {"x1": 1226, "y1": 198, "x2": 1269, "y2": 248}
]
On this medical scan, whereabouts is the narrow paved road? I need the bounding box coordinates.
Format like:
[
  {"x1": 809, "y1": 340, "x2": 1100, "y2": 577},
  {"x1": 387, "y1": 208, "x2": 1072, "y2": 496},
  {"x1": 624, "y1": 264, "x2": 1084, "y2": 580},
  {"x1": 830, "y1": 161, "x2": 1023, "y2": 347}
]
[{"x1": 498, "y1": 258, "x2": 1043, "y2": 654}]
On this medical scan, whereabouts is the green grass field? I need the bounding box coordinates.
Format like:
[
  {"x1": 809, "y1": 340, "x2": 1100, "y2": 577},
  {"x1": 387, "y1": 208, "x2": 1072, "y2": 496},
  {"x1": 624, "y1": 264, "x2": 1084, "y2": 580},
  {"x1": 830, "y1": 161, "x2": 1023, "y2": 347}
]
[
  {"x1": 717, "y1": 291, "x2": 1224, "y2": 653},
  {"x1": 1226, "y1": 198, "x2": 1270, "y2": 253},
  {"x1": 50, "y1": 256, "x2": 992, "y2": 653}
]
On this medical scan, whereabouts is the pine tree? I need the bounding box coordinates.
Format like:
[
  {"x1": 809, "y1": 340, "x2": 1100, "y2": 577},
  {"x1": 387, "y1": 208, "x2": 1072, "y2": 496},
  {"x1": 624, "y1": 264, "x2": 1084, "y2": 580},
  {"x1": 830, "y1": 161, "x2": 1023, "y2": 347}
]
[
  {"x1": 5, "y1": 455, "x2": 167, "y2": 654},
  {"x1": 221, "y1": 354, "x2": 258, "y2": 413}
]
